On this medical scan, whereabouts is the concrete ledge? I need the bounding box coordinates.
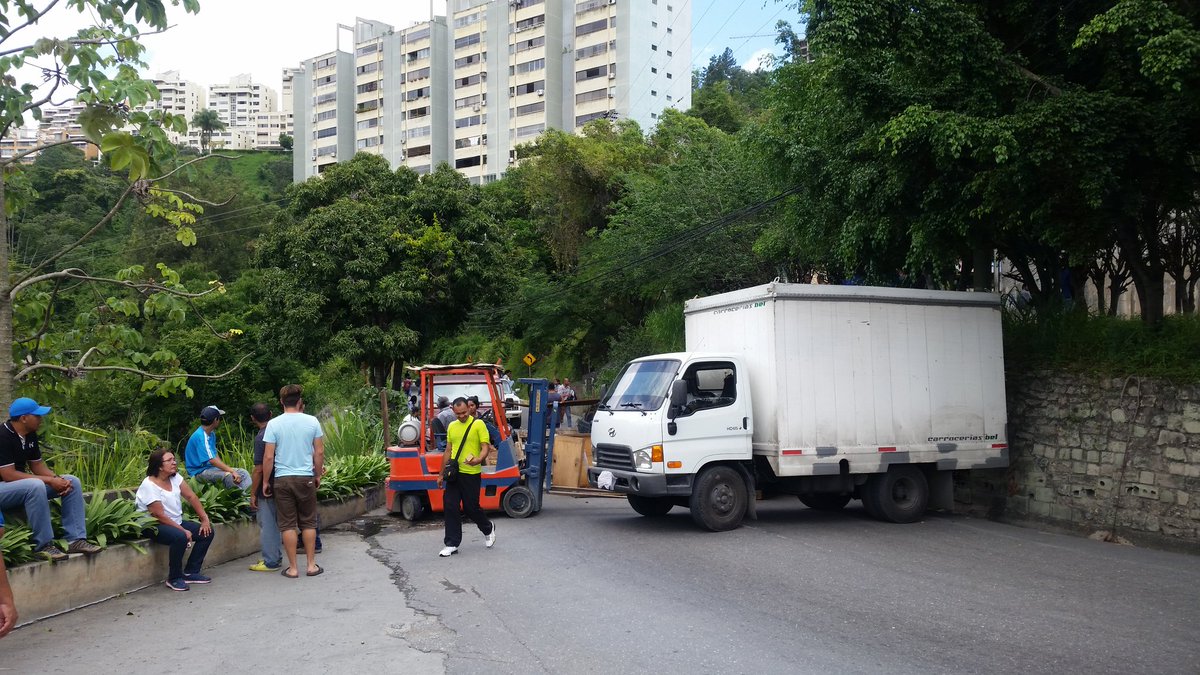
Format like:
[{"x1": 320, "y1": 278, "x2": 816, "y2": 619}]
[{"x1": 9, "y1": 485, "x2": 384, "y2": 625}]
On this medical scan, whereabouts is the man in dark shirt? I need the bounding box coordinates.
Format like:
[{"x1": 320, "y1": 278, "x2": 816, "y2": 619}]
[
  {"x1": 0, "y1": 398, "x2": 101, "y2": 561},
  {"x1": 247, "y1": 403, "x2": 282, "y2": 572}
]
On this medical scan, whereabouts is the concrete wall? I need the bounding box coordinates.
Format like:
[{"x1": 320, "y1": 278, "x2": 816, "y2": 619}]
[
  {"x1": 8, "y1": 487, "x2": 384, "y2": 625},
  {"x1": 955, "y1": 373, "x2": 1200, "y2": 553}
]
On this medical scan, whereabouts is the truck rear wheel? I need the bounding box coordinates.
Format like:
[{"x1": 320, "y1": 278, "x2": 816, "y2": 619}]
[
  {"x1": 689, "y1": 465, "x2": 747, "y2": 531},
  {"x1": 799, "y1": 494, "x2": 852, "y2": 511},
  {"x1": 863, "y1": 466, "x2": 928, "y2": 523},
  {"x1": 627, "y1": 495, "x2": 673, "y2": 517}
]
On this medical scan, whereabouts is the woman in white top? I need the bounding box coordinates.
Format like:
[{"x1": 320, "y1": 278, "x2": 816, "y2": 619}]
[{"x1": 135, "y1": 450, "x2": 215, "y2": 592}]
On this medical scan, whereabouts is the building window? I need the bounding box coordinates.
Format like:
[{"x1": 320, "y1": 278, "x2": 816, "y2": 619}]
[
  {"x1": 516, "y1": 122, "x2": 545, "y2": 138},
  {"x1": 575, "y1": 111, "x2": 608, "y2": 127},
  {"x1": 667, "y1": 50, "x2": 673, "y2": 56},
  {"x1": 407, "y1": 47, "x2": 430, "y2": 62},
  {"x1": 455, "y1": 114, "x2": 483, "y2": 128},
  {"x1": 455, "y1": 52, "x2": 485, "y2": 68},
  {"x1": 651, "y1": 90, "x2": 657, "y2": 96},
  {"x1": 515, "y1": 101, "x2": 545, "y2": 116},
  {"x1": 316, "y1": 126, "x2": 337, "y2": 139},
  {"x1": 407, "y1": 145, "x2": 431, "y2": 157},
  {"x1": 356, "y1": 81, "x2": 379, "y2": 94},
  {"x1": 651, "y1": 21, "x2": 657, "y2": 27},
  {"x1": 651, "y1": 67, "x2": 657, "y2": 73},
  {"x1": 666, "y1": 72, "x2": 673, "y2": 79},
  {"x1": 455, "y1": 135, "x2": 486, "y2": 149},
  {"x1": 356, "y1": 99, "x2": 379, "y2": 112},
  {"x1": 405, "y1": 87, "x2": 430, "y2": 102},
  {"x1": 576, "y1": 19, "x2": 607, "y2": 37},
  {"x1": 651, "y1": 44, "x2": 658, "y2": 51},
  {"x1": 576, "y1": 42, "x2": 609, "y2": 60},
  {"x1": 356, "y1": 118, "x2": 380, "y2": 130},
  {"x1": 515, "y1": 36, "x2": 545, "y2": 54},
  {"x1": 454, "y1": 11, "x2": 482, "y2": 28},
  {"x1": 405, "y1": 126, "x2": 432, "y2": 141},
  {"x1": 457, "y1": 73, "x2": 486, "y2": 88},
  {"x1": 357, "y1": 43, "x2": 379, "y2": 56},
  {"x1": 315, "y1": 92, "x2": 337, "y2": 105},
  {"x1": 455, "y1": 155, "x2": 483, "y2": 169},
  {"x1": 512, "y1": 80, "x2": 545, "y2": 95},
  {"x1": 455, "y1": 94, "x2": 484, "y2": 109},
  {"x1": 513, "y1": 58, "x2": 545, "y2": 75},
  {"x1": 404, "y1": 106, "x2": 430, "y2": 120},
  {"x1": 407, "y1": 27, "x2": 430, "y2": 42},
  {"x1": 454, "y1": 33, "x2": 481, "y2": 50},
  {"x1": 576, "y1": 0, "x2": 608, "y2": 13},
  {"x1": 576, "y1": 64, "x2": 608, "y2": 81},
  {"x1": 315, "y1": 74, "x2": 336, "y2": 86},
  {"x1": 316, "y1": 109, "x2": 336, "y2": 121},
  {"x1": 356, "y1": 62, "x2": 379, "y2": 75},
  {"x1": 404, "y1": 67, "x2": 431, "y2": 83},
  {"x1": 576, "y1": 88, "x2": 608, "y2": 104},
  {"x1": 515, "y1": 14, "x2": 545, "y2": 32}
]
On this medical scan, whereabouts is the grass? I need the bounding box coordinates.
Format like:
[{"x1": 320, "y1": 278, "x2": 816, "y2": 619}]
[{"x1": 1003, "y1": 309, "x2": 1200, "y2": 381}]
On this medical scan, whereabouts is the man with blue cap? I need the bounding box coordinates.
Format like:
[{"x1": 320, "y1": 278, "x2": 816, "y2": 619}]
[{"x1": 0, "y1": 397, "x2": 101, "y2": 561}]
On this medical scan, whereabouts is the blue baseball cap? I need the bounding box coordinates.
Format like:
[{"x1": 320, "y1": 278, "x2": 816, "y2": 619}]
[{"x1": 9, "y1": 397, "x2": 51, "y2": 418}]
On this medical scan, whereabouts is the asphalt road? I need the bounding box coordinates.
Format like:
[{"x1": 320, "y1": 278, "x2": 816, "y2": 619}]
[
  {"x1": 374, "y1": 494, "x2": 1200, "y2": 675},
  {"x1": 2, "y1": 495, "x2": 1197, "y2": 674}
]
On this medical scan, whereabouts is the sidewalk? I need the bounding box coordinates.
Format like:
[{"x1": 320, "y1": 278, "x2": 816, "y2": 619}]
[{"x1": 0, "y1": 529, "x2": 444, "y2": 674}]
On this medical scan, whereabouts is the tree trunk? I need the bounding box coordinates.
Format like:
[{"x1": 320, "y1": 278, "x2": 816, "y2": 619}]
[
  {"x1": 1090, "y1": 268, "x2": 1106, "y2": 316},
  {"x1": 0, "y1": 173, "x2": 12, "y2": 410}
]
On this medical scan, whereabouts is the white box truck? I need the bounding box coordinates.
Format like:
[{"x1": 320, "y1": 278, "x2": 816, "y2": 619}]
[{"x1": 587, "y1": 282, "x2": 1008, "y2": 531}]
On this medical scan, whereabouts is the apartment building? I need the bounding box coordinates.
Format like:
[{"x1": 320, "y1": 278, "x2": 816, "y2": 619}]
[{"x1": 293, "y1": 0, "x2": 691, "y2": 183}]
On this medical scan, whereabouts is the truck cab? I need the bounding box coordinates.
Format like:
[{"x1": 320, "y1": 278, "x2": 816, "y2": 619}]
[{"x1": 587, "y1": 352, "x2": 755, "y2": 530}]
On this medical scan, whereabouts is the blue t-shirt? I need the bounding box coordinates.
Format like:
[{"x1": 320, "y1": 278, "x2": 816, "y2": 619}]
[
  {"x1": 263, "y1": 412, "x2": 324, "y2": 478},
  {"x1": 184, "y1": 427, "x2": 218, "y2": 475}
]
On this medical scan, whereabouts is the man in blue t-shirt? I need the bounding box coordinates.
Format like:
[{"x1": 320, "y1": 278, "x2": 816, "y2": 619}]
[
  {"x1": 263, "y1": 384, "x2": 325, "y2": 578},
  {"x1": 184, "y1": 405, "x2": 251, "y2": 493}
]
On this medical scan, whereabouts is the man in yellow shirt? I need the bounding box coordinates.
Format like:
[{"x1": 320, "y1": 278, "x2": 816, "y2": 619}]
[{"x1": 437, "y1": 397, "x2": 496, "y2": 557}]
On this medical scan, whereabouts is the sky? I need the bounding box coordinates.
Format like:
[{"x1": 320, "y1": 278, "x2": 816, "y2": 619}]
[{"x1": 53, "y1": 0, "x2": 801, "y2": 92}]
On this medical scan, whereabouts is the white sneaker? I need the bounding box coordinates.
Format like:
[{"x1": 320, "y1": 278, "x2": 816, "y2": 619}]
[
  {"x1": 484, "y1": 525, "x2": 496, "y2": 549},
  {"x1": 438, "y1": 546, "x2": 458, "y2": 557}
]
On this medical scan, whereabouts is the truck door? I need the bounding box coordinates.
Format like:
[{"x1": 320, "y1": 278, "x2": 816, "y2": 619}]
[{"x1": 667, "y1": 360, "x2": 752, "y2": 470}]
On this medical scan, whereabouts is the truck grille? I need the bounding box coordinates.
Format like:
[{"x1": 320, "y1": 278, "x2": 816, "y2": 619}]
[{"x1": 594, "y1": 443, "x2": 635, "y2": 471}]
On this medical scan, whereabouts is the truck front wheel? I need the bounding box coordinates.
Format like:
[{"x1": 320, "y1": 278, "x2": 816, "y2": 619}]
[
  {"x1": 627, "y1": 495, "x2": 673, "y2": 517},
  {"x1": 690, "y1": 465, "x2": 747, "y2": 531},
  {"x1": 862, "y1": 466, "x2": 928, "y2": 523}
]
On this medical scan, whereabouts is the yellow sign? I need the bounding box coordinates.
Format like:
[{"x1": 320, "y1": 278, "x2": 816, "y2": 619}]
[{"x1": 523, "y1": 353, "x2": 536, "y2": 367}]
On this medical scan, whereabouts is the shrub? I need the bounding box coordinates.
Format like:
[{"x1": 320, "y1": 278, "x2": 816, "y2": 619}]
[
  {"x1": 1, "y1": 522, "x2": 37, "y2": 566},
  {"x1": 318, "y1": 453, "x2": 387, "y2": 501},
  {"x1": 83, "y1": 493, "x2": 155, "y2": 550},
  {"x1": 184, "y1": 479, "x2": 249, "y2": 524}
]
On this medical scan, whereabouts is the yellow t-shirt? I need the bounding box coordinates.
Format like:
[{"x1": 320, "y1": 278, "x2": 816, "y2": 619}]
[{"x1": 446, "y1": 418, "x2": 490, "y2": 475}]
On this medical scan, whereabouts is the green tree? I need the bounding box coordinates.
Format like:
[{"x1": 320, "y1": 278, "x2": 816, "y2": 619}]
[
  {"x1": 759, "y1": 0, "x2": 1200, "y2": 324},
  {"x1": 277, "y1": 133, "x2": 293, "y2": 150},
  {"x1": 190, "y1": 108, "x2": 225, "y2": 154},
  {"x1": 0, "y1": 0, "x2": 257, "y2": 411},
  {"x1": 256, "y1": 155, "x2": 510, "y2": 388}
]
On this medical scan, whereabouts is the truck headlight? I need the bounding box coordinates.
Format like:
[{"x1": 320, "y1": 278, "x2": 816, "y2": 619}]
[{"x1": 633, "y1": 449, "x2": 652, "y2": 469}]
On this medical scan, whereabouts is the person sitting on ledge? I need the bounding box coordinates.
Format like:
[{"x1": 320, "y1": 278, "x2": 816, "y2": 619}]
[
  {"x1": 185, "y1": 405, "x2": 252, "y2": 494},
  {"x1": 136, "y1": 450, "x2": 215, "y2": 592},
  {"x1": 0, "y1": 397, "x2": 102, "y2": 562}
]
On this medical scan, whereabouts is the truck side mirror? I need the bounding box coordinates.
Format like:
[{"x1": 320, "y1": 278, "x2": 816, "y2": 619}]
[{"x1": 667, "y1": 380, "x2": 688, "y2": 421}]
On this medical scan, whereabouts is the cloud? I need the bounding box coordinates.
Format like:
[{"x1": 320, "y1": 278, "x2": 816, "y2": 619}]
[{"x1": 744, "y1": 48, "x2": 778, "y2": 72}]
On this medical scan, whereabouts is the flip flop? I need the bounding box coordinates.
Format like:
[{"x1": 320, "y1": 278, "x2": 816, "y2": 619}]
[
  {"x1": 281, "y1": 568, "x2": 299, "y2": 579},
  {"x1": 306, "y1": 565, "x2": 324, "y2": 577}
]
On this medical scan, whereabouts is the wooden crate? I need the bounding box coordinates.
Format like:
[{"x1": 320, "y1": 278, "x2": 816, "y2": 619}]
[{"x1": 552, "y1": 431, "x2": 592, "y2": 488}]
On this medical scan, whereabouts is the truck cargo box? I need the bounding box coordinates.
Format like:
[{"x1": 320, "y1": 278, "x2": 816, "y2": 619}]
[{"x1": 684, "y1": 283, "x2": 1008, "y2": 476}]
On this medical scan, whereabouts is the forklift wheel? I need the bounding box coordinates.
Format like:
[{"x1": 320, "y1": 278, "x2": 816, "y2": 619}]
[
  {"x1": 400, "y1": 494, "x2": 426, "y2": 522},
  {"x1": 502, "y1": 486, "x2": 535, "y2": 518}
]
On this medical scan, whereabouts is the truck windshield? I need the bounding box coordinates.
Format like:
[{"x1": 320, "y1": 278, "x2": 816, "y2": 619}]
[{"x1": 600, "y1": 359, "x2": 679, "y2": 411}]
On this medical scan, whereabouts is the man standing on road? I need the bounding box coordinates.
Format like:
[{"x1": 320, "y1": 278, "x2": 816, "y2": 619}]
[
  {"x1": 248, "y1": 403, "x2": 281, "y2": 572},
  {"x1": 437, "y1": 397, "x2": 496, "y2": 557},
  {"x1": 263, "y1": 385, "x2": 325, "y2": 578},
  {"x1": 0, "y1": 398, "x2": 101, "y2": 561},
  {"x1": 185, "y1": 406, "x2": 252, "y2": 493},
  {"x1": 561, "y1": 378, "x2": 576, "y2": 428}
]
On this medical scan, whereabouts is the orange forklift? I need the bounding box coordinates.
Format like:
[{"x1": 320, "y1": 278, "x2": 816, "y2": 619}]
[{"x1": 386, "y1": 364, "x2": 557, "y2": 521}]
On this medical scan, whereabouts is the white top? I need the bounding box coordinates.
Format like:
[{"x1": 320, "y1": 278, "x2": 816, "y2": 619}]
[{"x1": 135, "y1": 474, "x2": 185, "y2": 525}]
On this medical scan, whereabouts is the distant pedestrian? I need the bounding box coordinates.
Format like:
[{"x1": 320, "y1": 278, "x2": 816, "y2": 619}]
[
  {"x1": 135, "y1": 450, "x2": 215, "y2": 592},
  {"x1": 185, "y1": 405, "x2": 252, "y2": 493},
  {"x1": 248, "y1": 403, "x2": 281, "y2": 572},
  {"x1": 466, "y1": 395, "x2": 501, "y2": 452},
  {"x1": 262, "y1": 384, "x2": 325, "y2": 578},
  {"x1": 431, "y1": 396, "x2": 455, "y2": 452},
  {"x1": 437, "y1": 397, "x2": 496, "y2": 557},
  {"x1": 561, "y1": 378, "x2": 576, "y2": 427}
]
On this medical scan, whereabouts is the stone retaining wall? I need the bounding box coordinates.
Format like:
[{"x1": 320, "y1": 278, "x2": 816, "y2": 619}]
[
  {"x1": 955, "y1": 373, "x2": 1200, "y2": 553},
  {"x1": 8, "y1": 486, "x2": 384, "y2": 625}
]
